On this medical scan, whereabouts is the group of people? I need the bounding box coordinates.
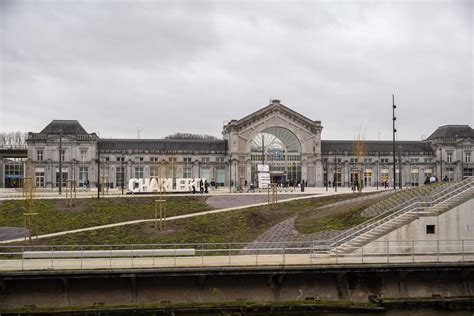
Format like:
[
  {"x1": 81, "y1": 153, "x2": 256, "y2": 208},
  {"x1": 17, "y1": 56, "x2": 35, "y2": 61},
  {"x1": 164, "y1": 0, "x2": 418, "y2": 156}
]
[
  {"x1": 191, "y1": 179, "x2": 209, "y2": 194},
  {"x1": 424, "y1": 175, "x2": 449, "y2": 185}
]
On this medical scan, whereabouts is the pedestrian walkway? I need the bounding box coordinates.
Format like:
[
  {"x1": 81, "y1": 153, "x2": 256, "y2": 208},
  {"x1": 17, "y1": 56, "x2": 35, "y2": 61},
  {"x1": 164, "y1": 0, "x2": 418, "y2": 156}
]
[
  {"x1": 0, "y1": 187, "x2": 393, "y2": 245},
  {"x1": 240, "y1": 190, "x2": 393, "y2": 253}
]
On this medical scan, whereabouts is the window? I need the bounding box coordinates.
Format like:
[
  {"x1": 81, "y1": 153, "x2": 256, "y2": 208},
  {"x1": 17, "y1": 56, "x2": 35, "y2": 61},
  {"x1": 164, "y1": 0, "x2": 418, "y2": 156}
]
[
  {"x1": 136, "y1": 157, "x2": 144, "y2": 162},
  {"x1": 183, "y1": 165, "x2": 192, "y2": 178},
  {"x1": 202, "y1": 157, "x2": 210, "y2": 163},
  {"x1": 426, "y1": 225, "x2": 435, "y2": 234},
  {"x1": 350, "y1": 158, "x2": 358, "y2": 163},
  {"x1": 381, "y1": 158, "x2": 389, "y2": 163},
  {"x1": 447, "y1": 153, "x2": 452, "y2": 163},
  {"x1": 105, "y1": 157, "x2": 110, "y2": 162},
  {"x1": 35, "y1": 171, "x2": 45, "y2": 187},
  {"x1": 183, "y1": 157, "x2": 192, "y2": 162},
  {"x1": 201, "y1": 167, "x2": 211, "y2": 181},
  {"x1": 116, "y1": 156, "x2": 124, "y2": 162},
  {"x1": 466, "y1": 153, "x2": 471, "y2": 163},
  {"x1": 410, "y1": 158, "x2": 419, "y2": 163},
  {"x1": 79, "y1": 167, "x2": 89, "y2": 186},
  {"x1": 150, "y1": 157, "x2": 159, "y2": 162},
  {"x1": 410, "y1": 169, "x2": 419, "y2": 187},
  {"x1": 60, "y1": 150, "x2": 65, "y2": 161},
  {"x1": 424, "y1": 158, "x2": 432, "y2": 163},
  {"x1": 116, "y1": 167, "x2": 125, "y2": 187},
  {"x1": 36, "y1": 150, "x2": 43, "y2": 161},
  {"x1": 364, "y1": 158, "x2": 372, "y2": 163},
  {"x1": 81, "y1": 150, "x2": 87, "y2": 162},
  {"x1": 168, "y1": 157, "x2": 177, "y2": 163},
  {"x1": 150, "y1": 166, "x2": 160, "y2": 178},
  {"x1": 216, "y1": 157, "x2": 225, "y2": 163},
  {"x1": 134, "y1": 166, "x2": 143, "y2": 178}
]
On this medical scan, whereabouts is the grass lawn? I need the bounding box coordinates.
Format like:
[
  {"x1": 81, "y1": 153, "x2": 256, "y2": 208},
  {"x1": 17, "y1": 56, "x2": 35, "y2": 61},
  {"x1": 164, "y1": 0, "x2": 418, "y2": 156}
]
[
  {"x1": 295, "y1": 197, "x2": 386, "y2": 234},
  {"x1": 21, "y1": 193, "x2": 380, "y2": 246},
  {"x1": 0, "y1": 196, "x2": 210, "y2": 236}
]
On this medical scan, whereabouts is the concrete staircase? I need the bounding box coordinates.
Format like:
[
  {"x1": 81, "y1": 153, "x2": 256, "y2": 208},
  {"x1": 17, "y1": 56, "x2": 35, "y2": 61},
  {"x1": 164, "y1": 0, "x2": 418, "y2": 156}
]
[
  {"x1": 317, "y1": 177, "x2": 474, "y2": 255},
  {"x1": 360, "y1": 182, "x2": 446, "y2": 217}
]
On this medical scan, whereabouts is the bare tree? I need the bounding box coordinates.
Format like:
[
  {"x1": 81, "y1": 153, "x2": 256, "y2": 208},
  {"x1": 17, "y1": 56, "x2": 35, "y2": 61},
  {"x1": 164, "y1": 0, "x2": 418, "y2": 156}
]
[
  {"x1": 353, "y1": 132, "x2": 367, "y2": 193},
  {"x1": 164, "y1": 132, "x2": 220, "y2": 140},
  {"x1": 0, "y1": 131, "x2": 28, "y2": 147}
]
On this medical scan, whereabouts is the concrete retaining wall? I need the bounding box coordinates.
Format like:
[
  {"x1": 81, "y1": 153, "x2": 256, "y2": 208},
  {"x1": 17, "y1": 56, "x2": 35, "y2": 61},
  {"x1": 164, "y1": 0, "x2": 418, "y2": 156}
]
[
  {"x1": 361, "y1": 199, "x2": 474, "y2": 255},
  {"x1": 0, "y1": 264, "x2": 473, "y2": 309}
]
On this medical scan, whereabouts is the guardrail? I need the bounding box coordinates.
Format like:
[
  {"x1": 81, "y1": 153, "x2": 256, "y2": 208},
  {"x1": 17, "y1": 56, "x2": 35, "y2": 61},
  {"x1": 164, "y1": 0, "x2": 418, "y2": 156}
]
[
  {"x1": 0, "y1": 239, "x2": 473, "y2": 271},
  {"x1": 326, "y1": 177, "x2": 474, "y2": 250}
]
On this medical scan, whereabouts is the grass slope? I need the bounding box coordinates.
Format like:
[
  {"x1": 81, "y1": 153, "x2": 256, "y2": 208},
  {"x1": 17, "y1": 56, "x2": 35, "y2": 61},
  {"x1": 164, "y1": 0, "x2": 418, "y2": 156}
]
[
  {"x1": 21, "y1": 193, "x2": 378, "y2": 246},
  {"x1": 0, "y1": 196, "x2": 210, "y2": 236}
]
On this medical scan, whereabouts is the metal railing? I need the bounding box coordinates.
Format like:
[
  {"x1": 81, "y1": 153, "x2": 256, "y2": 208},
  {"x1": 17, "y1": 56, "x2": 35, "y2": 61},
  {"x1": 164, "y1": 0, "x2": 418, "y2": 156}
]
[
  {"x1": 0, "y1": 239, "x2": 474, "y2": 271},
  {"x1": 325, "y1": 177, "x2": 474, "y2": 251}
]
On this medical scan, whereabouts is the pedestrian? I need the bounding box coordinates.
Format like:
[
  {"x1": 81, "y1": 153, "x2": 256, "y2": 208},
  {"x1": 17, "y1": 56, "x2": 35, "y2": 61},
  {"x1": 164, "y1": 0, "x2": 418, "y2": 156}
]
[
  {"x1": 443, "y1": 175, "x2": 448, "y2": 182},
  {"x1": 204, "y1": 180, "x2": 209, "y2": 193},
  {"x1": 192, "y1": 179, "x2": 196, "y2": 194},
  {"x1": 199, "y1": 179, "x2": 204, "y2": 193},
  {"x1": 424, "y1": 176, "x2": 430, "y2": 185}
]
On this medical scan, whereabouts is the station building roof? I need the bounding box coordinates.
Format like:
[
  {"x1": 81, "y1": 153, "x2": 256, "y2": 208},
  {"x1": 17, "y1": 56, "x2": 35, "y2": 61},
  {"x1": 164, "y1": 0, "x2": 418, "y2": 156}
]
[
  {"x1": 321, "y1": 140, "x2": 433, "y2": 155},
  {"x1": 39, "y1": 120, "x2": 89, "y2": 135},
  {"x1": 426, "y1": 125, "x2": 474, "y2": 140},
  {"x1": 98, "y1": 139, "x2": 228, "y2": 154}
]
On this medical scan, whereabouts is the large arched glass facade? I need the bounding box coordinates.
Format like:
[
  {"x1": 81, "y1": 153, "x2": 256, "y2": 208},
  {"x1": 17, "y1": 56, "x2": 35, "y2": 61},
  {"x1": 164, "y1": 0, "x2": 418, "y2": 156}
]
[{"x1": 250, "y1": 127, "x2": 302, "y2": 186}]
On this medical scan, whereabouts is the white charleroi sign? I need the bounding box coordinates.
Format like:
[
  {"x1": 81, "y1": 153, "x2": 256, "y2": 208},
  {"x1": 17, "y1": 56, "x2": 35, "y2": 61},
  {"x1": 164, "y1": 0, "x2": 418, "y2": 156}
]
[{"x1": 128, "y1": 178, "x2": 205, "y2": 193}]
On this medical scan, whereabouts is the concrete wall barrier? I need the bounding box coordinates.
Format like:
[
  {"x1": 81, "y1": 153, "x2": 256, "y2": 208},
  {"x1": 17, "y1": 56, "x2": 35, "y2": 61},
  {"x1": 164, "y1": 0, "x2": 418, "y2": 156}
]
[{"x1": 22, "y1": 249, "x2": 196, "y2": 258}]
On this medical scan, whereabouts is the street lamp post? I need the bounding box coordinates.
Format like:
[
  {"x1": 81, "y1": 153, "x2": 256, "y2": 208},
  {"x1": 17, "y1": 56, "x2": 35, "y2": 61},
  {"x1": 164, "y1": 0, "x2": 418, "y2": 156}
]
[
  {"x1": 325, "y1": 158, "x2": 328, "y2": 192},
  {"x1": 59, "y1": 128, "x2": 63, "y2": 194},
  {"x1": 392, "y1": 94, "x2": 397, "y2": 190},
  {"x1": 376, "y1": 151, "x2": 379, "y2": 190},
  {"x1": 334, "y1": 151, "x2": 338, "y2": 192},
  {"x1": 398, "y1": 146, "x2": 402, "y2": 189},
  {"x1": 97, "y1": 141, "x2": 100, "y2": 199},
  {"x1": 121, "y1": 152, "x2": 125, "y2": 195},
  {"x1": 229, "y1": 157, "x2": 232, "y2": 193},
  {"x1": 439, "y1": 147, "x2": 443, "y2": 181}
]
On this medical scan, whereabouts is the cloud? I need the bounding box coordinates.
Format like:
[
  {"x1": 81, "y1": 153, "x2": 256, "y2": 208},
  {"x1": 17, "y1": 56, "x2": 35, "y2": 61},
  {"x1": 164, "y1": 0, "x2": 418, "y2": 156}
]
[{"x1": 1, "y1": 0, "x2": 472, "y2": 141}]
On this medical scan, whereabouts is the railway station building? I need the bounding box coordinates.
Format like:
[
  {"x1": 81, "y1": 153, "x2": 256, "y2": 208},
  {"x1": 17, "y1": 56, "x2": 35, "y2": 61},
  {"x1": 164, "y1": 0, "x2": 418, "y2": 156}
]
[{"x1": 1, "y1": 100, "x2": 473, "y2": 189}]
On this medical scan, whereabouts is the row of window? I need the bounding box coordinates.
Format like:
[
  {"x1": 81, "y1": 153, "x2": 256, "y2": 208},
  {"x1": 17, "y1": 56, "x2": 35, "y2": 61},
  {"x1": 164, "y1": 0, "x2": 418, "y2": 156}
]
[
  {"x1": 34, "y1": 148, "x2": 474, "y2": 164},
  {"x1": 445, "y1": 152, "x2": 471, "y2": 163}
]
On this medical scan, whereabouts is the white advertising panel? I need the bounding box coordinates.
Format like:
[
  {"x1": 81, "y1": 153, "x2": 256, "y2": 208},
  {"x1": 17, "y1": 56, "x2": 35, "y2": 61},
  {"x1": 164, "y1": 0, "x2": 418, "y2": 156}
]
[
  {"x1": 258, "y1": 173, "x2": 271, "y2": 189},
  {"x1": 257, "y1": 164, "x2": 270, "y2": 172}
]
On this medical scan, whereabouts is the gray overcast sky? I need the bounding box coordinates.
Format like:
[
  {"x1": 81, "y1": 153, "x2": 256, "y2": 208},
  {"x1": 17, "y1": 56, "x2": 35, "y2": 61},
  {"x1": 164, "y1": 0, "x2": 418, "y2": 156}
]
[{"x1": 0, "y1": 0, "x2": 472, "y2": 141}]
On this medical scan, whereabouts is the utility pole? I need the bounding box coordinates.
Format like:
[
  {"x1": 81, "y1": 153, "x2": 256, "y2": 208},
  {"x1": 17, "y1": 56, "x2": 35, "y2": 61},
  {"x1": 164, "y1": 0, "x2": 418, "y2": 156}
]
[
  {"x1": 439, "y1": 147, "x2": 443, "y2": 180},
  {"x1": 376, "y1": 151, "x2": 380, "y2": 190},
  {"x1": 334, "y1": 151, "x2": 338, "y2": 192},
  {"x1": 398, "y1": 146, "x2": 402, "y2": 189},
  {"x1": 97, "y1": 141, "x2": 100, "y2": 199},
  {"x1": 58, "y1": 128, "x2": 63, "y2": 194},
  {"x1": 121, "y1": 152, "x2": 125, "y2": 195},
  {"x1": 392, "y1": 94, "x2": 397, "y2": 190}
]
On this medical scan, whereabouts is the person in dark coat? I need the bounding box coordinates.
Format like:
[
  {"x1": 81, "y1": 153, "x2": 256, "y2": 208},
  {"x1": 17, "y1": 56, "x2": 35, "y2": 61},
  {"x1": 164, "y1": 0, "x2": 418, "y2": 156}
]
[
  {"x1": 199, "y1": 179, "x2": 204, "y2": 193},
  {"x1": 204, "y1": 180, "x2": 209, "y2": 193},
  {"x1": 424, "y1": 176, "x2": 430, "y2": 185}
]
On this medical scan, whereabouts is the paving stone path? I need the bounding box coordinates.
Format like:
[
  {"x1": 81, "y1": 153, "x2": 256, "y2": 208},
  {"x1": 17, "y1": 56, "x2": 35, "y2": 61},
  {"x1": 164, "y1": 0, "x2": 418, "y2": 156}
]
[
  {"x1": 0, "y1": 227, "x2": 26, "y2": 241},
  {"x1": 240, "y1": 190, "x2": 394, "y2": 254}
]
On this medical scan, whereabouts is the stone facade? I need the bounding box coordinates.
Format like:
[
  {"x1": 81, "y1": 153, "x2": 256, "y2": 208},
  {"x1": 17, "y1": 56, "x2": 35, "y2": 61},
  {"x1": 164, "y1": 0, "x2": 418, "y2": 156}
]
[{"x1": 1, "y1": 101, "x2": 472, "y2": 189}]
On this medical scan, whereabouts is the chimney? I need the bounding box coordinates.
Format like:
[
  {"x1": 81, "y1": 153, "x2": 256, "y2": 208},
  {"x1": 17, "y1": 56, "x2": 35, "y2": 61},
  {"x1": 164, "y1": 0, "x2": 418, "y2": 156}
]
[{"x1": 272, "y1": 99, "x2": 281, "y2": 105}]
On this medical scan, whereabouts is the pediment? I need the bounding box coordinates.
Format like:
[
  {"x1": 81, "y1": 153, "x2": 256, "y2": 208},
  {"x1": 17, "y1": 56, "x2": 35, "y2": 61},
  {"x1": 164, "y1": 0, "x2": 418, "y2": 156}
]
[{"x1": 224, "y1": 100, "x2": 322, "y2": 134}]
